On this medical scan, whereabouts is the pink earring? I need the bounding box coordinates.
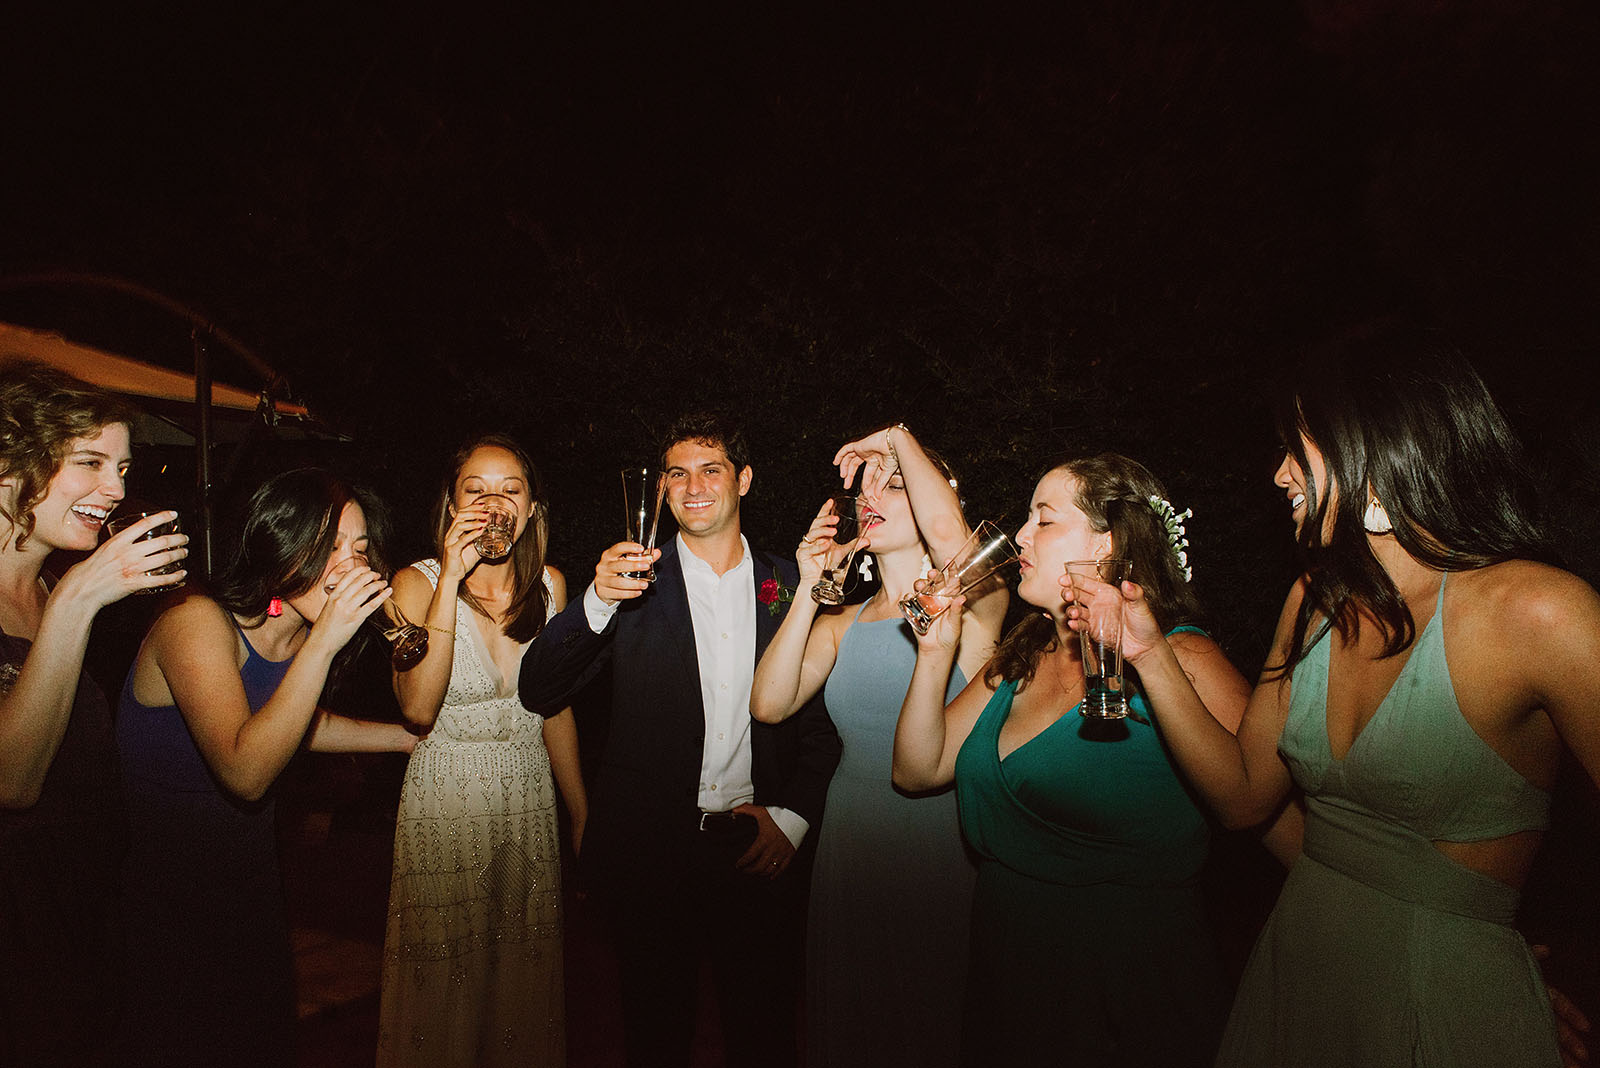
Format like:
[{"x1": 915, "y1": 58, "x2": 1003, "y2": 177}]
[{"x1": 267, "y1": 597, "x2": 283, "y2": 618}]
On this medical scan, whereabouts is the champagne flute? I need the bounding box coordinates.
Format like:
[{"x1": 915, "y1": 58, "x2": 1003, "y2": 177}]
[{"x1": 897, "y1": 521, "x2": 1017, "y2": 634}]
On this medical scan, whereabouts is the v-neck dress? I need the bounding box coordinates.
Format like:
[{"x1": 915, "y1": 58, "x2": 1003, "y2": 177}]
[
  {"x1": 953, "y1": 626, "x2": 1227, "y2": 1068},
  {"x1": 1220, "y1": 576, "x2": 1558, "y2": 1067},
  {"x1": 378, "y1": 560, "x2": 564, "y2": 1067}
]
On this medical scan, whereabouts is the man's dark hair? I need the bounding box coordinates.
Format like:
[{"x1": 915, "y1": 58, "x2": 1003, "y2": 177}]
[{"x1": 659, "y1": 410, "x2": 751, "y2": 472}]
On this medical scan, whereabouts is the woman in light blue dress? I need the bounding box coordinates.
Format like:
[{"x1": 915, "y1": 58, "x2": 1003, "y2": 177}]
[{"x1": 752, "y1": 424, "x2": 1006, "y2": 1068}]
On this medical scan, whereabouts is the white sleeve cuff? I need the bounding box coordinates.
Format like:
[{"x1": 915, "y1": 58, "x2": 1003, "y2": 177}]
[
  {"x1": 582, "y1": 582, "x2": 619, "y2": 633},
  {"x1": 766, "y1": 806, "x2": 809, "y2": 850}
]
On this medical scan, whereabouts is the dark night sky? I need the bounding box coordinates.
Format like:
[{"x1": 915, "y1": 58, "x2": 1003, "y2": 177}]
[{"x1": 3, "y1": 0, "x2": 1599, "y2": 665}]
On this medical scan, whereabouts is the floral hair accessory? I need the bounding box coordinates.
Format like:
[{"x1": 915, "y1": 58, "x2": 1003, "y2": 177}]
[
  {"x1": 758, "y1": 566, "x2": 796, "y2": 616},
  {"x1": 1147, "y1": 495, "x2": 1193, "y2": 582}
]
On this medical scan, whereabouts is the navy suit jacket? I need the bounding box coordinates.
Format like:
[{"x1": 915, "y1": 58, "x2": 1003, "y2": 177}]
[{"x1": 520, "y1": 538, "x2": 841, "y2": 896}]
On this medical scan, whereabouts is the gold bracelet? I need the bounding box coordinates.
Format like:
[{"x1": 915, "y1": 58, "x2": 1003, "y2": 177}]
[{"x1": 424, "y1": 624, "x2": 455, "y2": 637}]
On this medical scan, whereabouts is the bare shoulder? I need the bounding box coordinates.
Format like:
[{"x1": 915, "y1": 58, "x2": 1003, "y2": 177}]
[
  {"x1": 1452, "y1": 561, "x2": 1600, "y2": 630},
  {"x1": 544, "y1": 564, "x2": 568, "y2": 609},
  {"x1": 149, "y1": 589, "x2": 233, "y2": 642}
]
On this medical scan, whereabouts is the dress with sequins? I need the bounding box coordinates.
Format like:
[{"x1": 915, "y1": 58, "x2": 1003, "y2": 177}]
[{"x1": 377, "y1": 561, "x2": 564, "y2": 1066}]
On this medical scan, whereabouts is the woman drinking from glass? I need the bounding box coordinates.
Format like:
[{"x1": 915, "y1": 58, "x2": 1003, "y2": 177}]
[
  {"x1": 116, "y1": 468, "x2": 414, "y2": 1068},
  {"x1": 752, "y1": 423, "x2": 1006, "y2": 1068},
  {"x1": 894, "y1": 453, "x2": 1250, "y2": 1068}
]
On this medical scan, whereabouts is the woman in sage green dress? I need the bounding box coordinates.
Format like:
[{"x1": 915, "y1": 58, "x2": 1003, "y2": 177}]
[
  {"x1": 1087, "y1": 326, "x2": 1600, "y2": 1067},
  {"x1": 895, "y1": 453, "x2": 1251, "y2": 1068}
]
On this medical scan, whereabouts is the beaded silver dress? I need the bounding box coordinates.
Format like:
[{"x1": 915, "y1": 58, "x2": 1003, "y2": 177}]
[{"x1": 377, "y1": 560, "x2": 563, "y2": 1066}]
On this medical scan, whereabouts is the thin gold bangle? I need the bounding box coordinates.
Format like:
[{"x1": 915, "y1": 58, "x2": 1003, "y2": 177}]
[
  {"x1": 424, "y1": 624, "x2": 455, "y2": 637},
  {"x1": 886, "y1": 422, "x2": 910, "y2": 466}
]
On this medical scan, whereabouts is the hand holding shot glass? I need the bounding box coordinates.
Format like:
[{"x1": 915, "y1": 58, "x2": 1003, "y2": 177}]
[
  {"x1": 622, "y1": 466, "x2": 666, "y2": 581},
  {"x1": 104, "y1": 509, "x2": 188, "y2": 594},
  {"x1": 810, "y1": 491, "x2": 876, "y2": 605},
  {"x1": 1065, "y1": 558, "x2": 1134, "y2": 719},
  {"x1": 324, "y1": 559, "x2": 428, "y2": 670},
  {"x1": 897, "y1": 521, "x2": 1018, "y2": 635}
]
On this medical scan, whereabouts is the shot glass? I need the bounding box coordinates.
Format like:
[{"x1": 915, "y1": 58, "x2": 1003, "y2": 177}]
[
  {"x1": 105, "y1": 511, "x2": 186, "y2": 594},
  {"x1": 472, "y1": 493, "x2": 518, "y2": 561},
  {"x1": 1065, "y1": 558, "x2": 1134, "y2": 719},
  {"x1": 323, "y1": 560, "x2": 428, "y2": 670},
  {"x1": 811, "y1": 491, "x2": 872, "y2": 605},
  {"x1": 622, "y1": 467, "x2": 666, "y2": 582},
  {"x1": 897, "y1": 521, "x2": 1017, "y2": 635}
]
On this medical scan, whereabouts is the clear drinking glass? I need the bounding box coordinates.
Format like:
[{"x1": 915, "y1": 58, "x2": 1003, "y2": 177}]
[
  {"x1": 811, "y1": 492, "x2": 873, "y2": 605},
  {"x1": 1065, "y1": 558, "x2": 1134, "y2": 719},
  {"x1": 897, "y1": 521, "x2": 1018, "y2": 635},
  {"x1": 622, "y1": 467, "x2": 666, "y2": 582},
  {"x1": 105, "y1": 510, "x2": 185, "y2": 594},
  {"x1": 473, "y1": 493, "x2": 518, "y2": 561}
]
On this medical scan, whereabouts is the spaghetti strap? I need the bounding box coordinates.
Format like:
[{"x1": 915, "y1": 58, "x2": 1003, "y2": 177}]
[{"x1": 850, "y1": 600, "x2": 873, "y2": 625}]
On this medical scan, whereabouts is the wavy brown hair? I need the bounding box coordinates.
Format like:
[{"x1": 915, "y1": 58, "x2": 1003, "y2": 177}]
[
  {"x1": 986, "y1": 453, "x2": 1206, "y2": 692},
  {"x1": 428, "y1": 433, "x2": 550, "y2": 643},
  {"x1": 0, "y1": 360, "x2": 136, "y2": 552}
]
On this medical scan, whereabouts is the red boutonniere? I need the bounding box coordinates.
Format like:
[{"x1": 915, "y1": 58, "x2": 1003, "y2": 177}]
[{"x1": 759, "y1": 567, "x2": 795, "y2": 616}]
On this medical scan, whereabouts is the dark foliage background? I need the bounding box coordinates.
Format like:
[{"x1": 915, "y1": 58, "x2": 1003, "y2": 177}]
[{"x1": 3, "y1": 0, "x2": 1597, "y2": 1003}]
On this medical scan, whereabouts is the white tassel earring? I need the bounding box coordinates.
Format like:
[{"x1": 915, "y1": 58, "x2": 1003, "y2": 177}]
[{"x1": 1363, "y1": 497, "x2": 1393, "y2": 535}]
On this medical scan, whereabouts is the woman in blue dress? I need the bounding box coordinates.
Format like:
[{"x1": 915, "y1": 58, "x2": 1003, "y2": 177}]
[
  {"x1": 1095, "y1": 328, "x2": 1600, "y2": 1067},
  {"x1": 752, "y1": 424, "x2": 1006, "y2": 1068},
  {"x1": 895, "y1": 453, "x2": 1251, "y2": 1068},
  {"x1": 117, "y1": 468, "x2": 415, "y2": 1068},
  {"x1": 0, "y1": 361, "x2": 189, "y2": 1068}
]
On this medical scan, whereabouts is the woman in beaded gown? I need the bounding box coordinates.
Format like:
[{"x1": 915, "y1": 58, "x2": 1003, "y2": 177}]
[
  {"x1": 895, "y1": 454, "x2": 1251, "y2": 1068},
  {"x1": 117, "y1": 469, "x2": 414, "y2": 1068},
  {"x1": 1103, "y1": 329, "x2": 1600, "y2": 1068},
  {"x1": 378, "y1": 434, "x2": 587, "y2": 1067},
  {"x1": 0, "y1": 362, "x2": 188, "y2": 1068},
  {"x1": 752, "y1": 424, "x2": 1006, "y2": 1068}
]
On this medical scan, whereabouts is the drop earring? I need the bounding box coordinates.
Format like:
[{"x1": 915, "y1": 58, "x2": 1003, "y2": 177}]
[
  {"x1": 267, "y1": 597, "x2": 283, "y2": 617},
  {"x1": 1363, "y1": 498, "x2": 1393, "y2": 535}
]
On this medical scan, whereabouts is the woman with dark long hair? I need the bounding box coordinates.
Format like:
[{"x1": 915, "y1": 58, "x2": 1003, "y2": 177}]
[
  {"x1": 377, "y1": 433, "x2": 586, "y2": 1067},
  {"x1": 116, "y1": 467, "x2": 414, "y2": 1068},
  {"x1": 1096, "y1": 324, "x2": 1599, "y2": 1066},
  {"x1": 0, "y1": 360, "x2": 188, "y2": 1068},
  {"x1": 894, "y1": 453, "x2": 1250, "y2": 1068}
]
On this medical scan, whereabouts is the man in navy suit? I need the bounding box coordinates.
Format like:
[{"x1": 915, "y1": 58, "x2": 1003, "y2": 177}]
[{"x1": 521, "y1": 412, "x2": 840, "y2": 1068}]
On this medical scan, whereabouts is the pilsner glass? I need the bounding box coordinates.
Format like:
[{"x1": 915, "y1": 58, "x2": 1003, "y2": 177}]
[
  {"x1": 897, "y1": 521, "x2": 1017, "y2": 635},
  {"x1": 1065, "y1": 558, "x2": 1133, "y2": 719},
  {"x1": 622, "y1": 467, "x2": 666, "y2": 582}
]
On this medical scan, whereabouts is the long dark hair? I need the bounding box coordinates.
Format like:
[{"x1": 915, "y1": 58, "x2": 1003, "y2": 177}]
[
  {"x1": 0, "y1": 360, "x2": 136, "y2": 551},
  {"x1": 987, "y1": 453, "x2": 1206, "y2": 691},
  {"x1": 428, "y1": 433, "x2": 550, "y2": 643},
  {"x1": 212, "y1": 468, "x2": 393, "y2": 620},
  {"x1": 1272, "y1": 321, "x2": 1549, "y2": 677}
]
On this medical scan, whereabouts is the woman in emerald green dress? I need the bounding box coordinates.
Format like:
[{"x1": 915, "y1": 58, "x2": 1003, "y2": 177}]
[{"x1": 894, "y1": 453, "x2": 1253, "y2": 1068}]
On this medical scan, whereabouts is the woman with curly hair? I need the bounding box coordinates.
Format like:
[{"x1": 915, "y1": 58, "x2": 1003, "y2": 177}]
[
  {"x1": 0, "y1": 360, "x2": 188, "y2": 1068},
  {"x1": 895, "y1": 453, "x2": 1249, "y2": 1068}
]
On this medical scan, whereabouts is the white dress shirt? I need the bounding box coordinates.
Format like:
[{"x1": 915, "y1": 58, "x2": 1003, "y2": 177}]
[{"x1": 583, "y1": 533, "x2": 808, "y2": 848}]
